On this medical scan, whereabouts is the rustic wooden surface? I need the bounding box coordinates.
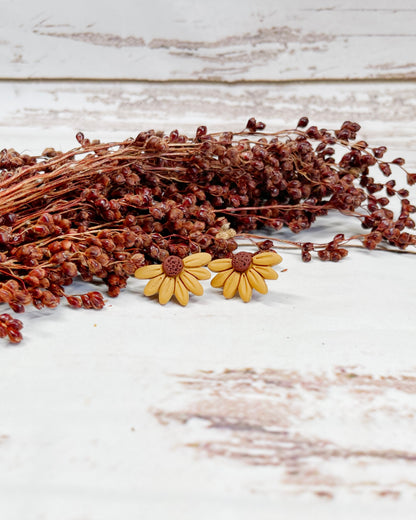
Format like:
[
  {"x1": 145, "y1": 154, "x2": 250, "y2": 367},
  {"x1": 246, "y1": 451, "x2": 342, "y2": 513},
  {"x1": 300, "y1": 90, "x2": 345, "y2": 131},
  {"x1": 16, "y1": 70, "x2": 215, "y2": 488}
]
[
  {"x1": 0, "y1": 80, "x2": 415, "y2": 520},
  {"x1": 1, "y1": 5, "x2": 416, "y2": 518},
  {"x1": 1, "y1": 79, "x2": 416, "y2": 149},
  {"x1": 1, "y1": 1, "x2": 416, "y2": 81}
]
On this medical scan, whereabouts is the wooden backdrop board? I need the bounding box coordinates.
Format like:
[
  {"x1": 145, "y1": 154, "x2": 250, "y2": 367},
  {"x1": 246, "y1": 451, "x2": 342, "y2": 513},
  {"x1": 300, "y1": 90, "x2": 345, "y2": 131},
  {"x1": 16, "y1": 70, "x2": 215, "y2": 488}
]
[
  {"x1": 1, "y1": 0, "x2": 416, "y2": 81},
  {"x1": 0, "y1": 81, "x2": 415, "y2": 520},
  {"x1": 1, "y1": 0, "x2": 416, "y2": 517}
]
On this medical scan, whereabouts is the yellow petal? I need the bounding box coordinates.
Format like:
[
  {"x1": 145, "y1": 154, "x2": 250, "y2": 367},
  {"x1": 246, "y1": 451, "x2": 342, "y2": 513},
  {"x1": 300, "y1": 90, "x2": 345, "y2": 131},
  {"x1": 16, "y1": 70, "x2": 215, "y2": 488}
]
[
  {"x1": 252, "y1": 252, "x2": 282, "y2": 266},
  {"x1": 252, "y1": 265, "x2": 278, "y2": 280},
  {"x1": 223, "y1": 271, "x2": 240, "y2": 299},
  {"x1": 174, "y1": 277, "x2": 189, "y2": 306},
  {"x1": 158, "y1": 276, "x2": 175, "y2": 304},
  {"x1": 143, "y1": 273, "x2": 165, "y2": 296},
  {"x1": 180, "y1": 271, "x2": 204, "y2": 296},
  {"x1": 238, "y1": 273, "x2": 252, "y2": 302},
  {"x1": 183, "y1": 253, "x2": 212, "y2": 268},
  {"x1": 208, "y1": 258, "x2": 233, "y2": 272},
  {"x1": 185, "y1": 266, "x2": 211, "y2": 280},
  {"x1": 246, "y1": 268, "x2": 268, "y2": 294},
  {"x1": 134, "y1": 264, "x2": 163, "y2": 279},
  {"x1": 211, "y1": 268, "x2": 233, "y2": 288}
]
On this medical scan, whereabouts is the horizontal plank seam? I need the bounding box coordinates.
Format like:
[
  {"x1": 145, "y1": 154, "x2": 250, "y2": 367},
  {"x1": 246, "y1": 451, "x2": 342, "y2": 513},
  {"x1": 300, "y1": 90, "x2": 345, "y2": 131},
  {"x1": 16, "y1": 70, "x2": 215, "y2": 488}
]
[{"x1": 0, "y1": 77, "x2": 416, "y2": 85}]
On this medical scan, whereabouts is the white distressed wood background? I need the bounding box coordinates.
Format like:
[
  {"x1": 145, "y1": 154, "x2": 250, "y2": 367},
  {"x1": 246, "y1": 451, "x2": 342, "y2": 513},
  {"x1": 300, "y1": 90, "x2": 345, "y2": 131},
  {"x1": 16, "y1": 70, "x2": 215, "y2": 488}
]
[
  {"x1": 0, "y1": 1, "x2": 416, "y2": 519},
  {"x1": 1, "y1": 0, "x2": 416, "y2": 81}
]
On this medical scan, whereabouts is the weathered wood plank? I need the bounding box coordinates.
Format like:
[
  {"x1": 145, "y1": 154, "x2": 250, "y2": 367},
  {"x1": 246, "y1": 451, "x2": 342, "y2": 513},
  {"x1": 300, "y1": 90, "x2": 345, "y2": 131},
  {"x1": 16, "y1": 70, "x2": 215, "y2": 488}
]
[
  {"x1": 0, "y1": 80, "x2": 415, "y2": 159},
  {"x1": 0, "y1": 80, "x2": 415, "y2": 519},
  {"x1": 155, "y1": 368, "x2": 416, "y2": 499},
  {"x1": 1, "y1": 1, "x2": 416, "y2": 81}
]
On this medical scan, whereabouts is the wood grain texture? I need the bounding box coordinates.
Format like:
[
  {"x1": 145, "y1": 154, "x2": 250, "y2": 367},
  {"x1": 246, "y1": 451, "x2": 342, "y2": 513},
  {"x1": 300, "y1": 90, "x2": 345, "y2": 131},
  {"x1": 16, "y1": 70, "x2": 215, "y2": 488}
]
[
  {"x1": 0, "y1": 80, "x2": 415, "y2": 159},
  {"x1": 0, "y1": 81, "x2": 414, "y2": 520},
  {"x1": 155, "y1": 368, "x2": 416, "y2": 499},
  {"x1": 1, "y1": 0, "x2": 416, "y2": 81}
]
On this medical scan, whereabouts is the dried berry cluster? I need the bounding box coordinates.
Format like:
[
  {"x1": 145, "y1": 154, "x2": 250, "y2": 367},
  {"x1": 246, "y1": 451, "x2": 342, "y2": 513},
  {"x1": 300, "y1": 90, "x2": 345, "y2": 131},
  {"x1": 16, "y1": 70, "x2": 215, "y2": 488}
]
[
  {"x1": 0, "y1": 313, "x2": 23, "y2": 343},
  {"x1": 0, "y1": 118, "x2": 414, "y2": 342}
]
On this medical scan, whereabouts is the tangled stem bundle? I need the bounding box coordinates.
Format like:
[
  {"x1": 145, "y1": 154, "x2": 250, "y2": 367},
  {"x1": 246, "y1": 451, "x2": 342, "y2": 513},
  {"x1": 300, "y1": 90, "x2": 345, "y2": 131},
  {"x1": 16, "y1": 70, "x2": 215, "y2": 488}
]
[{"x1": 0, "y1": 118, "x2": 415, "y2": 342}]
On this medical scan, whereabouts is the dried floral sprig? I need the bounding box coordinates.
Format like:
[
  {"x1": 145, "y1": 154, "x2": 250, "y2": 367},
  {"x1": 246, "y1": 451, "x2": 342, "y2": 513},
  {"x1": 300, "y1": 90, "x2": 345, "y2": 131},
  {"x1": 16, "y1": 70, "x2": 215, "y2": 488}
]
[
  {"x1": 0, "y1": 118, "x2": 414, "y2": 341},
  {"x1": 208, "y1": 251, "x2": 282, "y2": 302},
  {"x1": 0, "y1": 313, "x2": 23, "y2": 343}
]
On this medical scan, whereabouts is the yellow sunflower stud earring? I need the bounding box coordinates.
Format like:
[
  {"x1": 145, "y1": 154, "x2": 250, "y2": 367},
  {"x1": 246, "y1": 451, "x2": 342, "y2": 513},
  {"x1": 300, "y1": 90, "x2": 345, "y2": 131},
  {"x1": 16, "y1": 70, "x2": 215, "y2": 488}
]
[
  {"x1": 208, "y1": 251, "x2": 282, "y2": 302},
  {"x1": 134, "y1": 252, "x2": 212, "y2": 305}
]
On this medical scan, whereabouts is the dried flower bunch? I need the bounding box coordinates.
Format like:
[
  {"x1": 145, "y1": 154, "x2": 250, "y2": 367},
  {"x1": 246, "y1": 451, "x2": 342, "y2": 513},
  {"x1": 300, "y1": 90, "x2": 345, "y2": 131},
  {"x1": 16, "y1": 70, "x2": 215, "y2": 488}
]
[{"x1": 0, "y1": 118, "x2": 414, "y2": 342}]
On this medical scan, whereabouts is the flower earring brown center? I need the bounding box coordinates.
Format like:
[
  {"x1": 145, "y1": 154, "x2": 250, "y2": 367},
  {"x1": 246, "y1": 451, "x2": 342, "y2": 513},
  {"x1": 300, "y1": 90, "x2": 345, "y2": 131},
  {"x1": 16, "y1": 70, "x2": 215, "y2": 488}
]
[
  {"x1": 231, "y1": 252, "x2": 252, "y2": 272},
  {"x1": 162, "y1": 255, "x2": 184, "y2": 277}
]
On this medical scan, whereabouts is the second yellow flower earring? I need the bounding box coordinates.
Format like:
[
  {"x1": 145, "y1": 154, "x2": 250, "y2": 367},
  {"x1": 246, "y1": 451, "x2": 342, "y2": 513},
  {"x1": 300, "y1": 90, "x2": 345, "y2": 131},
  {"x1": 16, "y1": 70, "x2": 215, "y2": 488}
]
[{"x1": 208, "y1": 251, "x2": 282, "y2": 302}]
